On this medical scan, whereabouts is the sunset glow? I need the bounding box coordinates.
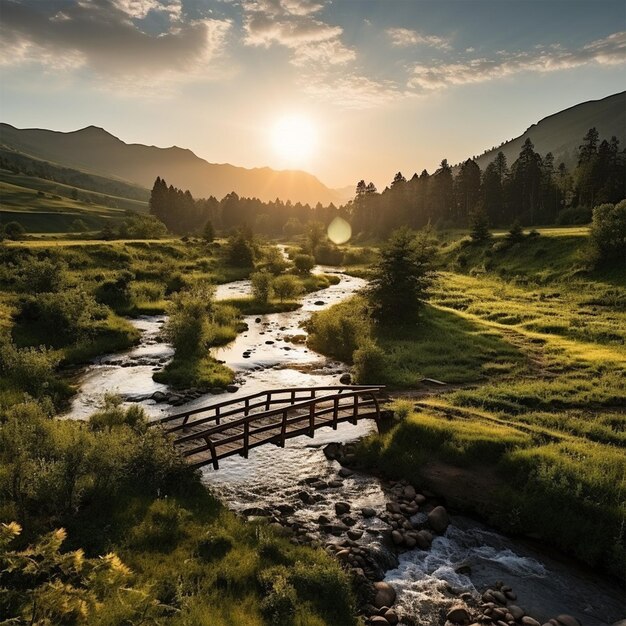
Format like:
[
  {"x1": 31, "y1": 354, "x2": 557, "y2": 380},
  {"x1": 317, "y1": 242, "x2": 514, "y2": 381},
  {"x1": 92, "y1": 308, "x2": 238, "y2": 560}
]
[{"x1": 271, "y1": 115, "x2": 317, "y2": 165}]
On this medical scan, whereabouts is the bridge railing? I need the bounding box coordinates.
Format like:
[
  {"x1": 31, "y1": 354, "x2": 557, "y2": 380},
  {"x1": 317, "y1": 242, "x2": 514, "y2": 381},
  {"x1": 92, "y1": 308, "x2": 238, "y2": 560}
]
[
  {"x1": 174, "y1": 386, "x2": 385, "y2": 469},
  {"x1": 150, "y1": 385, "x2": 385, "y2": 434}
]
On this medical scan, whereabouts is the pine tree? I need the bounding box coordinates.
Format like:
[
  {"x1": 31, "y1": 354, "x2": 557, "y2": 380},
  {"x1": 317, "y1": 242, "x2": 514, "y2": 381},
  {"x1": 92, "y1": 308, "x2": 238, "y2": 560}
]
[
  {"x1": 202, "y1": 220, "x2": 215, "y2": 242},
  {"x1": 470, "y1": 208, "x2": 491, "y2": 242}
]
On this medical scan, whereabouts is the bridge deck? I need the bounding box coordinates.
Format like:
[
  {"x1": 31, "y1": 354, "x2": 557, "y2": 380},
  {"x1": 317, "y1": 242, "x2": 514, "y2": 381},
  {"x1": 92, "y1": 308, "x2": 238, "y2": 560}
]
[{"x1": 150, "y1": 385, "x2": 385, "y2": 469}]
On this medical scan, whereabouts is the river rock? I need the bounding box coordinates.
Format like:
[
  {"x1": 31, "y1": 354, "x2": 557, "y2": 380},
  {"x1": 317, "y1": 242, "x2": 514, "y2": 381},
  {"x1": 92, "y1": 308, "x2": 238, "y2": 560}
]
[
  {"x1": 446, "y1": 606, "x2": 471, "y2": 624},
  {"x1": 276, "y1": 504, "x2": 295, "y2": 515},
  {"x1": 362, "y1": 507, "x2": 376, "y2": 518},
  {"x1": 210, "y1": 387, "x2": 225, "y2": 394},
  {"x1": 427, "y1": 506, "x2": 449, "y2": 533},
  {"x1": 242, "y1": 507, "x2": 270, "y2": 517},
  {"x1": 255, "y1": 317, "x2": 261, "y2": 323},
  {"x1": 491, "y1": 589, "x2": 507, "y2": 605},
  {"x1": 323, "y1": 442, "x2": 341, "y2": 460},
  {"x1": 508, "y1": 606, "x2": 525, "y2": 620},
  {"x1": 386, "y1": 502, "x2": 401, "y2": 514},
  {"x1": 521, "y1": 618, "x2": 541, "y2": 626},
  {"x1": 403, "y1": 485, "x2": 416, "y2": 499},
  {"x1": 340, "y1": 373, "x2": 352, "y2": 384},
  {"x1": 556, "y1": 617, "x2": 582, "y2": 626},
  {"x1": 339, "y1": 467, "x2": 353, "y2": 478},
  {"x1": 404, "y1": 535, "x2": 417, "y2": 548},
  {"x1": 373, "y1": 582, "x2": 396, "y2": 608},
  {"x1": 314, "y1": 300, "x2": 325, "y2": 306},
  {"x1": 151, "y1": 390, "x2": 167, "y2": 402},
  {"x1": 226, "y1": 384, "x2": 238, "y2": 393},
  {"x1": 391, "y1": 530, "x2": 403, "y2": 545},
  {"x1": 384, "y1": 609, "x2": 399, "y2": 625},
  {"x1": 335, "y1": 502, "x2": 351, "y2": 515},
  {"x1": 342, "y1": 515, "x2": 357, "y2": 526},
  {"x1": 347, "y1": 529, "x2": 363, "y2": 540},
  {"x1": 370, "y1": 617, "x2": 390, "y2": 625},
  {"x1": 318, "y1": 514, "x2": 331, "y2": 525},
  {"x1": 297, "y1": 491, "x2": 315, "y2": 504}
]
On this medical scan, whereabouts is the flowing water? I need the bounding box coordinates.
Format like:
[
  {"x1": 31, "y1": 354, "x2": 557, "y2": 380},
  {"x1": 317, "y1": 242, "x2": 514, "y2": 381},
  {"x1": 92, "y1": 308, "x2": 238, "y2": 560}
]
[{"x1": 64, "y1": 266, "x2": 625, "y2": 625}]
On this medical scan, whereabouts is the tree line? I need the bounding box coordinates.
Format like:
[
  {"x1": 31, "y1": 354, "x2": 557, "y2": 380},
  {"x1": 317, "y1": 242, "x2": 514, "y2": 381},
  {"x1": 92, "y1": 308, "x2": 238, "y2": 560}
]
[
  {"x1": 350, "y1": 128, "x2": 625, "y2": 234},
  {"x1": 149, "y1": 127, "x2": 625, "y2": 237}
]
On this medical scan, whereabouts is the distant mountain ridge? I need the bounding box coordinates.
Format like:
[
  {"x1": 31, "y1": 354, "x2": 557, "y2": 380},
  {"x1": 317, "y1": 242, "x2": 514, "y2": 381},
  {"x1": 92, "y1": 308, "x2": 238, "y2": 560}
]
[
  {"x1": 0, "y1": 123, "x2": 347, "y2": 206},
  {"x1": 472, "y1": 91, "x2": 626, "y2": 171}
]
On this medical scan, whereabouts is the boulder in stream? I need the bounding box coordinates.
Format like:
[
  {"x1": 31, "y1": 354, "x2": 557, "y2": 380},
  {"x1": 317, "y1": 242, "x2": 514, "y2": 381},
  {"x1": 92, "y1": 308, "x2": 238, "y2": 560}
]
[
  {"x1": 372, "y1": 581, "x2": 396, "y2": 608},
  {"x1": 427, "y1": 505, "x2": 449, "y2": 533}
]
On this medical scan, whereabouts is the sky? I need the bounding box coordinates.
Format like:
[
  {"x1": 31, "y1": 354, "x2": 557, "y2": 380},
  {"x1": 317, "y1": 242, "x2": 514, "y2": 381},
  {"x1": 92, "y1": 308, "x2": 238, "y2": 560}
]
[{"x1": 0, "y1": 0, "x2": 625, "y2": 190}]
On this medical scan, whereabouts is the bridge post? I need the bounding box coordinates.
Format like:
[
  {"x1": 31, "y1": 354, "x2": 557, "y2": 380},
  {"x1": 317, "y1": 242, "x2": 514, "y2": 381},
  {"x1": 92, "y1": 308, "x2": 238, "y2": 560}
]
[
  {"x1": 309, "y1": 402, "x2": 315, "y2": 437},
  {"x1": 203, "y1": 436, "x2": 219, "y2": 470},
  {"x1": 265, "y1": 392, "x2": 271, "y2": 411},
  {"x1": 352, "y1": 394, "x2": 358, "y2": 425},
  {"x1": 280, "y1": 409, "x2": 287, "y2": 447},
  {"x1": 332, "y1": 397, "x2": 339, "y2": 430},
  {"x1": 371, "y1": 392, "x2": 382, "y2": 432},
  {"x1": 242, "y1": 420, "x2": 249, "y2": 458},
  {"x1": 244, "y1": 398, "x2": 250, "y2": 416},
  {"x1": 215, "y1": 406, "x2": 221, "y2": 426}
]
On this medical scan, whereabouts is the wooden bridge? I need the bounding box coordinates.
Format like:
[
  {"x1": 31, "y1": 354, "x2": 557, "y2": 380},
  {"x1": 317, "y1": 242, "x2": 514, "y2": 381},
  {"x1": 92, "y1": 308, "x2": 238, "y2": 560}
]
[{"x1": 149, "y1": 385, "x2": 386, "y2": 470}]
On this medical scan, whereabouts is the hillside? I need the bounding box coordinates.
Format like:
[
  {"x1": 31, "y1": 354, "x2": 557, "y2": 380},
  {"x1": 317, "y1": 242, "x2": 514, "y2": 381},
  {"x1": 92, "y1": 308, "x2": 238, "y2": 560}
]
[
  {"x1": 0, "y1": 124, "x2": 345, "y2": 206},
  {"x1": 473, "y1": 91, "x2": 625, "y2": 170}
]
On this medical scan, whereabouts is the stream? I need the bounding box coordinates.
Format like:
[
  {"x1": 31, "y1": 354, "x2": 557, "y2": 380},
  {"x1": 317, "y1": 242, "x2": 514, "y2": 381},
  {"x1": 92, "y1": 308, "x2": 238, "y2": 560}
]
[{"x1": 65, "y1": 265, "x2": 625, "y2": 625}]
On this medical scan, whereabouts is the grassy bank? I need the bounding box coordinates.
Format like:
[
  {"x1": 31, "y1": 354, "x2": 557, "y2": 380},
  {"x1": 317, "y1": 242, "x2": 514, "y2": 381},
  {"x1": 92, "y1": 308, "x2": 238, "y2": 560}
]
[
  {"x1": 0, "y1": 400, "x2": 356, "y2": 626},
  {"x1": 307, "y1": 228, "x2": 626, "y2": 579}
]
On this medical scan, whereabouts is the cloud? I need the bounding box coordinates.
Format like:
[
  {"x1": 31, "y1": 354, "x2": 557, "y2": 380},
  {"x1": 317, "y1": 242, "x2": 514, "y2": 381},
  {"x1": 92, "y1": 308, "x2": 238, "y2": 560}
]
[
  {"x1": 243, "y1": 0, "x2": 355, "y2": 67},
  {"x1": 0, "y1": 0, "x2": 231, "y2": 90},
  {"x1": 408, "y1": 31, "x2": 626, "y2": 91},
  {"x1": 387, "y1": 27, "x2": 451, "y2": 50},
  {"x1": 302, "y1": 74, "x2": 405, "y2": 109}
]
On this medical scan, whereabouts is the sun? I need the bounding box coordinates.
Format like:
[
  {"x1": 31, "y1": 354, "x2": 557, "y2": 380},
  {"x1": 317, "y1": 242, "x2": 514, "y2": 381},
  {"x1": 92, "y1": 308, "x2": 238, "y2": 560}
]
[{"x1": 271, "y1": 115, "x2": 317, "y2": 165}]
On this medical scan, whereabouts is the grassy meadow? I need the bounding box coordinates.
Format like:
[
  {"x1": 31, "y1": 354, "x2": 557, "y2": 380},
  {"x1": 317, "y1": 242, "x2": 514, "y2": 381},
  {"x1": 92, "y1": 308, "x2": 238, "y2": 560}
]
[{"x1": 307, "y1": 229, "x2": 626, "y2": 578}]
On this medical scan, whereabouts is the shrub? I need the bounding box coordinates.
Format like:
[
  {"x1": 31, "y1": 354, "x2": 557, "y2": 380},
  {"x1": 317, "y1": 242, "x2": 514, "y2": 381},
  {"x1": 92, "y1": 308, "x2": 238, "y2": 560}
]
[
  {"x1": 129, "y1": 499, "x2": 190, "y2": 550},
  {"x1": 251, "y1": 269, "x2": 273, "y2": 304},
  {"x1": 16, "y1": 256, "x2": 68, "y2": 293},
  {"x1": 89, "y1": 394, "x2": 146, "y2": 432},
  {"x1": 163, "y1": 284, "x2": 216, "y2": 357},
  {"x1": 556, "y1": 206, "x2": 592, "y2": 225},
  {"x1": 259, "y1": 571, "x2": 297, "y2": 626},
  {"x1": 4, "y1": 221, "x2": 25, "y2": 240},
  {"x1": 293, "y1": 253, "x2": 315, "y2": 274},
  {"x1": 506, "y1": 221, "x2": 524, "y2": 243},
  {"x1": 227, "y1": 230, "x2": 255, "y2": 267},
  {"x1": 589, "y1": 200, "x2": 626, "y2": 265},
  {"x1": 18, "y1": 287, "x2": 107, "y2": 342},
  {"x1": 202, "y1": 220, "x2": 215, "y2": 242},
  {"x1": 314, "y1": 242, "x2": 344, "y2": 265},
  {"x1": 272, "y1": 275, "x2": 303, "y2": 302},
  {"x1": 306, "y1": 298, "x2": 370, "y2": 362},
  {"x1": 353, "y1": 340, "x2": 387, "y2": 383},
  {"x1": 262, "y1": 246, "x2": 289, "y2": 275},
  {"x1": 95, "y1": 271, "x2": 134, "y2": 311},
  {"x1": 0, "y1": 334, "x2": 60, "y2": 399}
]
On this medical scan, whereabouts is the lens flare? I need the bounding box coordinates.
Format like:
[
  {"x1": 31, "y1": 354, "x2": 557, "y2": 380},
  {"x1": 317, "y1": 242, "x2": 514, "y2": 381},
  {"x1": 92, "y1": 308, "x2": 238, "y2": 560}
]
[{"x1": 327, "y1": 217, "x2": 351, "y2": 244}]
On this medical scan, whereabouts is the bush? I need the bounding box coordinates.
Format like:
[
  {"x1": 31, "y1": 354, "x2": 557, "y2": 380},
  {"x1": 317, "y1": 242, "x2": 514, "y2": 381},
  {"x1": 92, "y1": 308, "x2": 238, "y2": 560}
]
[
  {"x1": 16, "y1": 256, "x2": 68, "y2": 293},
  {"x1": 589, "y1": 200, "x2": 626, "y2": 265},
  {"x1": 17, "y1": 287, "x2": 107, "y2": 342},
  {"x1": 556, "y1": 206, "x2": 592, "y2": 225},
  {"x1": 272, "y1": 275, "x2": 303, "y2": 302},
  {"x1": 259, "y1": 571, "x2": 297, "y2": 626},
  {"x1": 314, "y1": 242, "x2": 344, "y2": 265},
  {"x1": 89, "y1": 394, "x2": 145, "y2": 432},
  {"x1": 95, "y1": 271, "x2": 134, "y2": 311},
  {"x1": 4, "y1": 221, "x2": 25, "y2": 240},
  {"x1": 306, "y1": 297, "x2": 370, "y2": 362},
  {"x1": 130, "y1": 499, "x2": 190, "y2": 550},
  {"x1": 506, "y1": 221, "x2": 524, "y2": 243},
  {"x1": 293, "y1": 253, "x2": 315, "y2": 274},
  {"x1": 262, "y1": 246, "x2": 289, "y2": 275},
  {"x1": 227, "y1": 230, "x2": 255, "y2": 267},
  {"x1": 0, "y1": 334, "x2": 60, "y2": 399},
  {"x1": 251, "y1": 269, "x2": 273, "y2": 304},
  {"x1": 163, "y1": 284, "x2": 216, "y2": 358},
  {"x1": 353, "y1": 340, "x2": 387, "y2": 383}
]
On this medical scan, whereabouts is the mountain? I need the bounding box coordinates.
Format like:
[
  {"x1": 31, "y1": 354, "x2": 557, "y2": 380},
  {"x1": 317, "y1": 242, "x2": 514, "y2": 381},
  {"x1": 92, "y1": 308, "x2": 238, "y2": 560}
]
[
  {"x1": 0, "y1": 123, "x2": 345, "y2": 206},
  {"x1": 472, "y1": 91, "x2": 626, "y2": 171}
]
